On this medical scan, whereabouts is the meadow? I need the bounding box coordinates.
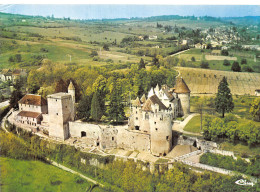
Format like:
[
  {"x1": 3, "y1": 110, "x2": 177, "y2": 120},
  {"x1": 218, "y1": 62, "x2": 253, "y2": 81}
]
[{"x1": 0, "y1": 157, "x2": 104, "y2": 192}]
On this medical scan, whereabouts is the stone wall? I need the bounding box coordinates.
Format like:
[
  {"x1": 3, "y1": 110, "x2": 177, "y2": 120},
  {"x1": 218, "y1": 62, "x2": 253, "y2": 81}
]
[
  {"x1": 117, "y1": 128, "x2": 150, "y2": 152},
  {"x1": 177, "y1": 135, "x2": 217, "y2": 151}
]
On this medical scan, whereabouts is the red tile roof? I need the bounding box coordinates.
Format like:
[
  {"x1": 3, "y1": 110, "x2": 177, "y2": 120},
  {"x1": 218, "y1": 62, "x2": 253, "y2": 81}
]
[
  {"x1": 17, "y1": 111, "x2": 41, "y2": 118},
  {"x1": 19, "y1": 94, "x2": 47, "y2": 106}
]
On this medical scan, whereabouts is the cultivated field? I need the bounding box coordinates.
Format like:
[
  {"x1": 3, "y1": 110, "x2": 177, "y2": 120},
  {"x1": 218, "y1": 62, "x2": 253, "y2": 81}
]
[
  {"x1": 205, "y1": 55, "x2": 237, "y2": 61},
  {"x1": 176, "y1": 67, "x2": 260, "y2": 95}
]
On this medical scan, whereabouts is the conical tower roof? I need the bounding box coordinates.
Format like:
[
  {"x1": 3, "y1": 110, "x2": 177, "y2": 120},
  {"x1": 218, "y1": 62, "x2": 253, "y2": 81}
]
[
  {"x1": 174, "y1": 77, "x2": 190, "y2": 94},
  {"x1": 68, "y1": 81, "x2": 75, "y2": 90},
  {"x1": 140, "y1": 94, "x2": 146, "y2": 104}
]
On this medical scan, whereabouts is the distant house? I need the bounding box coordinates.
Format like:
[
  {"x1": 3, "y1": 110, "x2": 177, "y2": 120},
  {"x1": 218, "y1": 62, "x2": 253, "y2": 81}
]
[
  {"x1": 195, "y1": 43, "x2": 205, "y2": 49},
  {"x1": 221, "y1": 46, "x2": 228, "y2": 50},
  {"x1": 255, "y1": 89, "x2": 260, "y2": 96},
  {"x1": 0, "y1": 69, "x2": 12, "y2": 81},
  {"x1": 0, "y1": 69, "x2": 27, "y2": 82},
  {"x1": 149, "y1": 35, "x2": 157, "y2": 40},
  {"x1": 182, "y1": 39, "x2": 193, "y2": 45},
  {"x1": 138, "y1": 36, "x2": 144, "y2": 41}
]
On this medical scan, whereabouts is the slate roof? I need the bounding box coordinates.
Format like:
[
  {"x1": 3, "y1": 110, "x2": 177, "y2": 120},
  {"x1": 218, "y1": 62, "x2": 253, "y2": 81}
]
[
  {"x1": 142, "y1": 94, "x2": 167, "y2": 112},
  {"x1": 174, "y1": 78, "x2": 190, "y2": 94},
  {"x1": 17, "y1": 111, "x2": 41, "y2": 118},
  {"x1": 19, "y1": 94, "x2": 47, "y2": 106}
]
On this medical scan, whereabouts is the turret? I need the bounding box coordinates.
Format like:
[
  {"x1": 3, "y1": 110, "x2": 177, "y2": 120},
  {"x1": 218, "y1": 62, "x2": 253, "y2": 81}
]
[
  {"x1": 174, "y1": 77, "x2": 190, "y2": 116},
  {"x1": 68, "y1": 81, "x2": 75, "y2": 103}
]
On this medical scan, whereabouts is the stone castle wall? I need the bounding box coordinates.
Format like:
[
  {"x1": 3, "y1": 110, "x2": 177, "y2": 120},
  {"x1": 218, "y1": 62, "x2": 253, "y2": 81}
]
[{"x1": 117, "y1": 128, "x2": 150, "y2": 152}]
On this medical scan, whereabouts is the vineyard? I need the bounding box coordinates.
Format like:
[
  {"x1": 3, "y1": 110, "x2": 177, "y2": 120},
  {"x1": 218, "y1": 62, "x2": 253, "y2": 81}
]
[{"x1": 176, "y1": 67, "x2": 260, "y2": 95}]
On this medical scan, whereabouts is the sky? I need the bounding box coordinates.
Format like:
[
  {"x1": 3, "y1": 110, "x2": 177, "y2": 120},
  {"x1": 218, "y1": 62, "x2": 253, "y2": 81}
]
[{"x1": 0, "y1": 4, "x2": 260, "y2": 20}]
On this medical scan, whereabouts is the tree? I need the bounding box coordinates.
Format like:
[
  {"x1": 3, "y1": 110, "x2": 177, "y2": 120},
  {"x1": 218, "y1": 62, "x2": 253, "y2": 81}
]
[
  {"x1": 223, "y1": 59, "x2": 230, "y2": 66},
  {"x1": 215, "y1": 77, "x2": 234, "y2": 118},
  {"x1": 241, "y1": 58, "x2": 247, "y2": 65},
  {"x1": 107, "y1": 80, "x2": 125, "y2": 123},
  {"x1": 152, "y1": 54, "x2": 159, "y2": 68},
  {"x1": 90, "y1": 50, "x2": 98, "y2": 57},
  {"x1": 103, "y1": 44, "x2": 109, "y2": 51},
  {"x1": 139, "y1": 58, "x2": 145, "y2": 69},
  {"x1": 231, "y1": 61, "x2": 241, "y2": 72},
  {"x1": 249, "y1": 98, "x2": 260, "y2": 122},
  {"x1": 14, "y1": 54, "x2": 22, "y2": 62},
  {"x1": 221, "y1": 50, "x2": 229, "y2": 56},
  {"x1": 200, "y1": 61, "x2": 209, "y2": 69},
  {"x1": 242, "y1": 66, "x2": 254, "y2": 72},
  {"x1": 91, "y1": 92, "x2": 103, "y2": 122},
  {"x1": 77, "y1": 95, "x2": 92, "y2": 120},
  {"x1": 54, "y1": 79, "x2": 67, "y2": 93},
  {"x1": 9, "y1": 79, "x2": 23, "y2": 109}
]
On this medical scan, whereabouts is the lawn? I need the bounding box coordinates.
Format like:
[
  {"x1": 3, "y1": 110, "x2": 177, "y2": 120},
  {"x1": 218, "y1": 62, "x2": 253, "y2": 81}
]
[
  {"x1": 183, "y1": 115, "x2": 202, "y2": 133},
  {"x1": 0, "y1": 157, "x2": 104, "y2": 192}
]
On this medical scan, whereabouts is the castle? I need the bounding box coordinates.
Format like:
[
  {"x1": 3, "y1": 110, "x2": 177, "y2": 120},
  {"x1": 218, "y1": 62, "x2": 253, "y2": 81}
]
[
  {"x1": 128, "y1": 77, "x2": 190, "y2": 156},
  {"x1": 13, "y1": 78, "x2": 191, "y2": 157}
]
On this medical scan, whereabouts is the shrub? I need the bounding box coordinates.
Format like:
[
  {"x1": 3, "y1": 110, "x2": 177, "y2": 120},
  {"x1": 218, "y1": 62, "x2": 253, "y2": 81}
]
[
  {"x1": 223, "y1": 59, "x2": 230, "y2": 66},
  {"x1": 241, "y1": 58, "x2": 247, "y2": 65},
  {"x1": 200, "y1": 61, "x2": 209, "y2": 69},
  {"x1": 231, "y1": 61, "x2": 241, "y2": 72}
]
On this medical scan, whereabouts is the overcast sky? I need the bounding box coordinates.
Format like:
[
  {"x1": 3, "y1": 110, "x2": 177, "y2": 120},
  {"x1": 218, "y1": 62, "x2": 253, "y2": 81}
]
[{"x1": 1, "y1": 5, "x2": 260, "y2": 19}]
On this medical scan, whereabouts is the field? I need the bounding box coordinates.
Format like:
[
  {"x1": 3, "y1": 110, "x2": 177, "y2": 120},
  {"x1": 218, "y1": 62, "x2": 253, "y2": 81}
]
[
  {"x1": 0, "y1": 157, "x2": 104, "y2": 192},
  {"x1": 174, "y1": 48, "x2": 260, "y2": 72},
  {"x1": 176, "y1": 67, "x2": 260, "y2": 95}
]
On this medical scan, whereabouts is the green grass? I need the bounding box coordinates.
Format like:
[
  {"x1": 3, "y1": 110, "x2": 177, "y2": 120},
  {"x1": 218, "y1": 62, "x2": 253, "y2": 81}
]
[
  {"x1": 219, "y1": 142, "x2": 260, "y2": 157},
  {"x1": 0, "y1": 157, "x2": 104, "y2": 192},
  {"x1": 183, "y1": 115, "x2": 202, "y2": 133}
]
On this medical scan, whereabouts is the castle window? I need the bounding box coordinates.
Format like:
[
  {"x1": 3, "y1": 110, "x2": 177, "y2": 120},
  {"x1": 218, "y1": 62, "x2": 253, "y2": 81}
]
[
  {"x1": 136, "y1": 117, "x2": 138, "y2": 120},
  {"x1": 145, "y1": 113, "x2": 149, "y2": 120},
  {"x1": 154, "y1": 122, "x2": 156, "y2": 125},
  {"x1": 155, "y1": 128, "x2": 158, "y2": 131},
  {"x1": 166, "y1": 136, "x2": 169, "y2": 141},
  {"x1": 56, "y1": 99, "x2": 57, "y2": 102},
  {"x1": 169, "y1": 104, "x2": 171, "y2": 107},
  {"x1": 112, "y1": 137, "x2": 114, "y2": 141},
  {"x1": 136, "y1": 111, "x2": 137, "y2": 114},
  {"x1": 135, "y1": 126, "x2": 140, "y2": 130},
  {"x1": 56, "y1": 113, "x2": 58, "y2": 115}
]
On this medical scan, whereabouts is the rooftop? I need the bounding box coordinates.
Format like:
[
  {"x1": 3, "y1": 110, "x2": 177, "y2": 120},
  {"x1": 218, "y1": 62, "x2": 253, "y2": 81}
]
[
  {"x1": 142, "y1": 94, "x2": 167, "y2": 112},
  {"x1": 174, "y1": 78, "x2": 190, "y2": 94},
  {"x1": 19, "y1": 94, "x2": 47, "y2": 106},
  {"x1": 17, "y1": 111, "x2": 41, "y2": 118}
]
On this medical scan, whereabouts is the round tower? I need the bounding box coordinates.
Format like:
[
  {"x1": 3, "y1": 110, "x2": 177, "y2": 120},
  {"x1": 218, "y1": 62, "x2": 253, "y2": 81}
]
[
  {"x1": 149, "y1": 112, "x2": 173, "y2": 156},
  {"x1": 68, "y1": 81, "x2": 75, "y2": 103},
  {"x1": 174, "y1": 77, "x2": 190, "y2": 116}
]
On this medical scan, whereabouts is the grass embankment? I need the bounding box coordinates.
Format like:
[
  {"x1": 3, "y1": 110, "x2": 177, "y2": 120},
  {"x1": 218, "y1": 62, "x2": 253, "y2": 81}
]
[
  {"x1": 0, "y1": 157, "x2": 104, "y2": 192},
  {"x1": 183, "y1": 115, "x2": 202, "y2": 133},
  {"x1": 200, "y1": 153, "x2": 260, "y2": 178}
]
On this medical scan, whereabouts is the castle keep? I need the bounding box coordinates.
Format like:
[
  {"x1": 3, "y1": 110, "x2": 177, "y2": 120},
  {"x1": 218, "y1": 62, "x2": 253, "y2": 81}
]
[{"x1": 13, "y1": 78, "x2": 190, "y2": 157}]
